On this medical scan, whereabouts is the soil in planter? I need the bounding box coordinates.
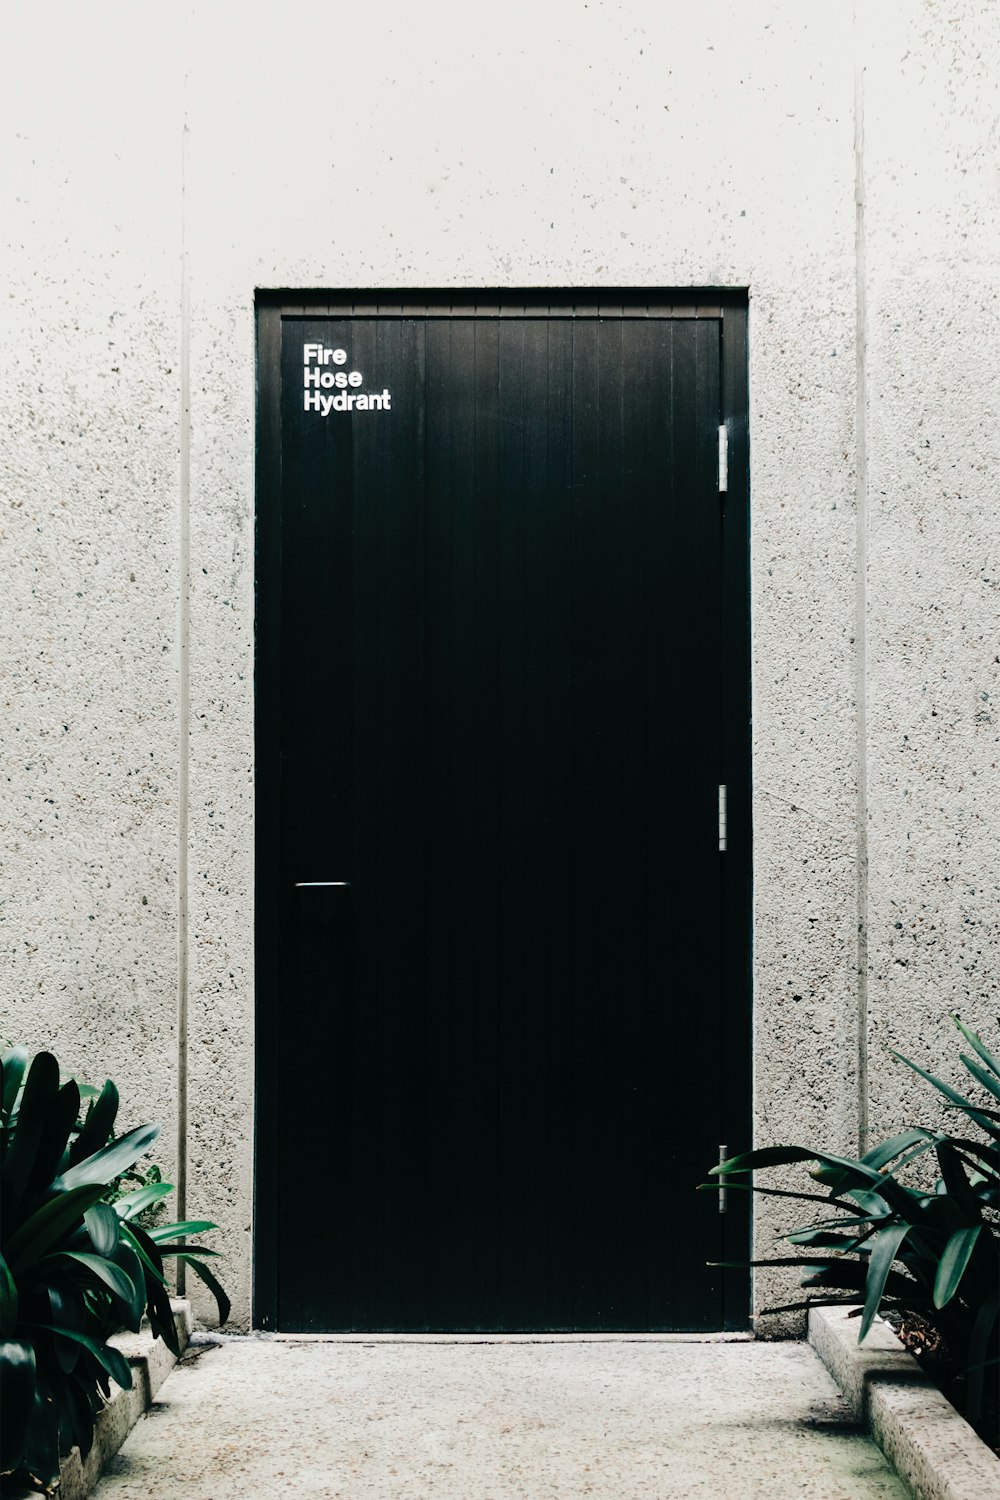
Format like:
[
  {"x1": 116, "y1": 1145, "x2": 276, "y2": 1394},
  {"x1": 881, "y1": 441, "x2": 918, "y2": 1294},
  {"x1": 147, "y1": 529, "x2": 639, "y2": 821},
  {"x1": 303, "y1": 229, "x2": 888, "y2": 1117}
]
[{"x1": 883, "y1": 1309, "x2": 999, "y2": 1460}]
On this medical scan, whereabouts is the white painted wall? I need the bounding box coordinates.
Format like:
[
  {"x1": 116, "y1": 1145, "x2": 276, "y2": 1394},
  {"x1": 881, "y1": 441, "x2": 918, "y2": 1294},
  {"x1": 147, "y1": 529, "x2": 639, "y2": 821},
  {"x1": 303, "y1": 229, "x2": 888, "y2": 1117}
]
[{"x1": 2, "y1": 0, "x2": 997, "y2": 1330}]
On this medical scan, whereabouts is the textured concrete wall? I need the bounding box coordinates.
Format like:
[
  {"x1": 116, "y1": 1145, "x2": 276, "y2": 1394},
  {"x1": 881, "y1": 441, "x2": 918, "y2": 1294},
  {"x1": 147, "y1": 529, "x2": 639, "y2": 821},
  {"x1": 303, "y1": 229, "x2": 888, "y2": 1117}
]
[
  {"x1": 2, "y1": 0, "x2": 996, "y2": 1332},
  {"x1": 0, "y1": 12, "x2": 184, "y2": 1188},
  {"x1": 862, "y1": 2, "x2": 1000, "y2": 1145}
]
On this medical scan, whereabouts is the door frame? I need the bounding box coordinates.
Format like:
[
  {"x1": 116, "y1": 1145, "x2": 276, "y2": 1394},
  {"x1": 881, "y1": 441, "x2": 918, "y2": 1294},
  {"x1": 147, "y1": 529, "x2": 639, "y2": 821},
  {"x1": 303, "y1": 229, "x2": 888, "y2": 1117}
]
[{"x1": 252, "y1": 289, "x2": 751, "y2": 1331}]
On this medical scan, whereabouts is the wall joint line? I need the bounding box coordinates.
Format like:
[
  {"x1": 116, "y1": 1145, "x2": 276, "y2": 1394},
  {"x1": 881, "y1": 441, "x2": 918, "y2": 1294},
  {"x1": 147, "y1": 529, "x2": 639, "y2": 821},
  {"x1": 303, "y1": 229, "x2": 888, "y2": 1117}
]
[
  {"x1": 176, "y1": 76, "x2": 191, "y2": 1288},
  {"x1": 854, "y1": 10, "x2": 870, "y2": 1154}
]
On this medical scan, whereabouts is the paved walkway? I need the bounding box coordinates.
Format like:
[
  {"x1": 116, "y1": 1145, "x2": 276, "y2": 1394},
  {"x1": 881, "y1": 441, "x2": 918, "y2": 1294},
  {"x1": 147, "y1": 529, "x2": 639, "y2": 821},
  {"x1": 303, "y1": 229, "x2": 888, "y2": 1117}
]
[{"x1": 93, "y1": 1336, "x2": 910, "y2": 1499}]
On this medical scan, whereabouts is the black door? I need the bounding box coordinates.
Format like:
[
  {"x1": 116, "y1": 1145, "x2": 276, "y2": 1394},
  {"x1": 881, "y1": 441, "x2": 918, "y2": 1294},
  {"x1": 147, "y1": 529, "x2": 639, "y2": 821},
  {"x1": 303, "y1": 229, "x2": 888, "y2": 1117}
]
[{"x1": 256, "y1": 293, "x2": 750, "y2": 1332}]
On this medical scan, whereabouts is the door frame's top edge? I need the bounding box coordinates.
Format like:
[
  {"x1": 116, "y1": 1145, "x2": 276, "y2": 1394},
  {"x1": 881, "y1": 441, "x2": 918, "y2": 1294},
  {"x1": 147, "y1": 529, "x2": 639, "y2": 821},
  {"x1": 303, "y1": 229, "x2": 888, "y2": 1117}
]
[{"x1": 255, "y1": 288, "x2": 748, "y2": 319}]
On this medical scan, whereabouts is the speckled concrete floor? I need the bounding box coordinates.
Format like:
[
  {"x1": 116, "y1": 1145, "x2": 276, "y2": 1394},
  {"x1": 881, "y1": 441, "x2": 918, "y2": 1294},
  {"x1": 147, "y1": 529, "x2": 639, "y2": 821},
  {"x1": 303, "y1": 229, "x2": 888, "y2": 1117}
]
[{"x1": 92, "y1": 1337, "x2": 910, "y2": 1499}]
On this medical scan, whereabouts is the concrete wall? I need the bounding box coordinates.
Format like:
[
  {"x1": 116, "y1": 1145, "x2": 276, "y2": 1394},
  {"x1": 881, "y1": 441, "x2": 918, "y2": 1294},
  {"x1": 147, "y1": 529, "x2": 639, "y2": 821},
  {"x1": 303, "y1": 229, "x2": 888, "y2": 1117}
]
[
  {"x1": 1, "y1": 0, "x2": 997, "y2": 1331},
  {"x1": 862, "y1": 3, "x2": 1000, "y2": 1147},
  {"x1": 1, "y1": 18, "x2": 184, "y2": 1194}
]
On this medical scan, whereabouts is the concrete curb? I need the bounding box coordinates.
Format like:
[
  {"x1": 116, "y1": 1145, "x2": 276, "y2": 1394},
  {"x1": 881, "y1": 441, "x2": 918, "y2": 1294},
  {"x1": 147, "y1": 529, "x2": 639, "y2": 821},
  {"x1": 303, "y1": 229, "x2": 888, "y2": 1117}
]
[
  {"x1": 808, "y1": 1304, "x2": 999, "y2": 1500},
  {"x1": 50, "y1": 1299, "x2": 192, "y2": 1500}
]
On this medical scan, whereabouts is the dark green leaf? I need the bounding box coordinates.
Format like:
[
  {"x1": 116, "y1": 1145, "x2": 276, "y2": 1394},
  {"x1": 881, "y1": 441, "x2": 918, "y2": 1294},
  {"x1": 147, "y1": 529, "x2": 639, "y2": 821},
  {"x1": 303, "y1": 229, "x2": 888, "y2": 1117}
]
[
  {"x1": 84, "y1": 1201, "x2": 121, "y2": 1257},
  {"x1": 891, "y1": 1050, "x2": 1000, "y2": 1139},
  {"x1": 144, "y1": 1271, "x2": 180, "y2": 1356},
  {"x1": 29, "y1": 1079, "x2": 80, "y2": 1199},
  {"x1": 47, "y1": 1361, "x2": 76, "y2": 1454},
  {"x1": 785, "y1": 1213, "x2": 886, "y2": 1238},
  {"x1": 147, "y1": 1220, "x2": 217, "y2": 1242},
  {"x1": 21, "y1": 1369, "x2": 62, "y2": 1491},
  {"x1": 0, "y1": 1250, "x2": 18, "y2": 1338},
  {"x1": 1, "y1": 1051, "x2": 59, "y2": 1224},
  {"x1": 802, "y1": 1262, "x2": 919, "y2": 1301},
  {"x1": 48, "y1": 1281, "x2": 89, "y2": 1337},
  {"x1": 841, "y1": 1188, "x2": 894, "y2": 1217},
  {"x1": 126, "y1": 1222, "x2": 179, "y2": 1356},
  {"x1": 944, "y1": 1139, "x2": 1000, "y2": 1181},
  {"x1": 933, "y1": 1225, "x2": 982, "y2": 1309},
  {"x1": 153, "y1": 1243, "x2": 222, "y2": 1258},
  {"x1": 842, "y1": 1172, "x2": 926, "y2": 1223},
  {"x1": 966, "y1": 1294, "x2": 999, "y2": 1422},
  {"x1": 952, "y1": 1014, "x2": 1000, "y2": 1081},
  {"x1": 0, "y1": 1338, "x2": 37, "y2": 1472},
  {"x1": 810, "y1": 1165, "x2": 849, "y2": 1186},
  {"x1": 120, "y1": 1220, "x2": 168, "y2": 1285},
  {"x1": 698, "y1": 1180, "x2": 853, "y2": 1206},
  {"x1": 809, "y1": 1149, "x2": 915, "y2": 1208},
  {"x1": 712, "y1": 1145, "x2": 846, "y2": 1175},
  {"x1": 53, "y1": 1121, "x2": 159, "y2": 1194},
  {"x1": 731, "y1": 1257, "x2": 871, "y2": 1270},
  {"x1": 69, "y1": 1079, "x2": 119, "y2": 1167},
  {"x1": 114, "y1": 1182, "x2": 174, "y2": 1220},
  {"x1": 122, "y1": 1217, "x2": 165, "y2": 1268},
  {"x1": 25, "y1": 1323, "x2": 133, "y2": 1392},
  {"x1": 110, "y1": 1239, "x2": 147, "y2": 1332},
  {"x1": 54, "y1": 1324, "x2": 82, "y2": 1374},
  {"x1": 787, "y1": 1229, "x2": 875, "y2": 1251},
  {"x1": 178, "y1": 1254, "x2": 231, "y2": 1326},
  {"x1": 959, "y1": 1052, "x2": 1000, "y2": 1105},
  {"x1": 761, "y1": 1297, "x2": 864, "y2": 1315},
  {"x1": 63, "y1": 1366, "x2": 98, "y2": 1458},
  {"x1": 800, "y1": 1296, "x2": 932, "y2": 1317},
  {"x1": 1, "y1": 1045, "x2": 30, "y2": 1127},
  {"x1": 861, "y1": 1129, "x2": 935, "y2": 1171},
  {"x1": 12, "y1": 1050, "x2": 58, "y2": 1113},
  {"x1": 859, "y1": 1224, "x2": 912, "y2": 1340},
  {"x1": 943, "y1": 1101, "x2": 1000, "y2": 1120},
  {"x1": 47, "y1": 1251, "x2": 137, "y2": 1305},
  {"x1": 880, "y1": 1138, "x2": 939, "y2": 1178},
  {"x1": 5, "y1": 1182, "x2": 108, "y2": 1271},
  {"x1": 935, "y1": 1141, "x2": 983, "y2": 1219}
]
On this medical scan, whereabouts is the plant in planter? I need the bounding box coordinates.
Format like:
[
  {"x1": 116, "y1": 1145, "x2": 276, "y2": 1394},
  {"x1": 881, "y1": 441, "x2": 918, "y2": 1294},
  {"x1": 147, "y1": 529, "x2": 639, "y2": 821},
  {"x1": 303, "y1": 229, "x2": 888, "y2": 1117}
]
[
  {"x1": 703, "y1": 1014, "x2": 1000, "y2": 1444},
  {"x1": 0, "y1": 1046, "x2": 229, "y2": 1497}
]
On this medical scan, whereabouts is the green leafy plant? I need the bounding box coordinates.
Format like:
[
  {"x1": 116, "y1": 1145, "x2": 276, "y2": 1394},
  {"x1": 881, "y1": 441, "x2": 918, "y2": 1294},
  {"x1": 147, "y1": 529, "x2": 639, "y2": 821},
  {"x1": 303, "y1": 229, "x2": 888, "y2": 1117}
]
[
  {"x1": 1, "y1": 1046, "x2": 230, "y2": 1496},
  {"x1": 703, "y1": 1014, "x2": 1000, "y2": 1432}
]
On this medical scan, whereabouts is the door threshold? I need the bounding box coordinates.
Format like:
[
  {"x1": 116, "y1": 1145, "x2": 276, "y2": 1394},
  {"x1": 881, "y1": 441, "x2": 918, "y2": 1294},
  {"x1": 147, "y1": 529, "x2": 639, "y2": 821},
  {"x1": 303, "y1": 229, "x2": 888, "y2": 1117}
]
[{"x1": 258, "y1": 1331, "x2": 754, "y2": 1344}]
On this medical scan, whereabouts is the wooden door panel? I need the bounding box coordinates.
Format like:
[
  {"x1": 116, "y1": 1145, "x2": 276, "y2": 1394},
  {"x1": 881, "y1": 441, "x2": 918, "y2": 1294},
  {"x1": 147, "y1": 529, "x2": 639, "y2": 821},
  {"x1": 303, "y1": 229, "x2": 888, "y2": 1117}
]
[{"x1": 256, "y1": 299, "x2": 750, "y2": 1332}]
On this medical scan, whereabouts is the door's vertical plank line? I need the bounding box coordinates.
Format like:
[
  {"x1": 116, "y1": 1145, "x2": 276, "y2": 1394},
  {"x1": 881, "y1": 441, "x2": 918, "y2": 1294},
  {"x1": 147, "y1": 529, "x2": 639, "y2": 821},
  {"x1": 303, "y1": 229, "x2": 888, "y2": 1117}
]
[
  {"x1": 475, "y1": 316, "x2": 502, "y2": 1327},
  {"x1": 446, "y1": 316, "x2": 477, "y2": 1326},
  {"x1": 423, "y1": 315, "x2": 450, "y2": 1327},
  {"x1": 278, "y1": 315, "x2": 355, "y2": 1328},
  {"x1": 253, "y1": 304, "x2": 282, "y2": 1330},
  {"x1": 545, "y1": 315, "x2": 575, "y2": 1330},
  {"x1": 350, "y1": 315, "x2": 381, "y2": 1330},
  {"x1": 719, "y1": 305, "x2": 752, "y2": 1330},
  {"x1": 615, "y1": 315, "x2": 649, "y2": 1330},
  {"x1": 570, "y1": 315, "x2": 603, "y2": 1330},
  {"x1": 413, "y1": 313, "x2": 430, "y2": 1328}
]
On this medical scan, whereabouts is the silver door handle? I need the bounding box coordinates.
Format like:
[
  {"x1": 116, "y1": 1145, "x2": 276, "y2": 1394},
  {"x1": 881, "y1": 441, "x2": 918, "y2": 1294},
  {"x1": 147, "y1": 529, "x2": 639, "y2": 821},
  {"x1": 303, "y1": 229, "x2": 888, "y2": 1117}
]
[{"x1": 294, "y1": 881, "x2": 351, "y2": 888}]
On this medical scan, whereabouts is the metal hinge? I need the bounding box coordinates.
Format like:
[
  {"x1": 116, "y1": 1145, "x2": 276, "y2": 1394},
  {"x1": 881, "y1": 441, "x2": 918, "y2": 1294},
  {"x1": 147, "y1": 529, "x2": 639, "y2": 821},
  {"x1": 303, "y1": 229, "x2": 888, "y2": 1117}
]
[
  {"x1": 718, "y1": 1144, "x2": 728, "y2": 1213},
  {"x1": 717, "y1": 424, "x2": 728, "y2": 492},
  {"x1": 718, "y1": 784, "x2": 728, "y2": 852}
]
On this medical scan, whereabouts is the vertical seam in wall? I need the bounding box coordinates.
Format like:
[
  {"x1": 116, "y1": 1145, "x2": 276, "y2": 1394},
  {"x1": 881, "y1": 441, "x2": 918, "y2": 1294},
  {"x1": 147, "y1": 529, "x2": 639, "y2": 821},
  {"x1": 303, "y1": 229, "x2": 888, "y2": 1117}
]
[
  {"x1": 177, "y1": 72, "x2": 191, "y2": 1284},
  {"x1": 854, "y1": 8, "x2": 870, "y2": 1153}
]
